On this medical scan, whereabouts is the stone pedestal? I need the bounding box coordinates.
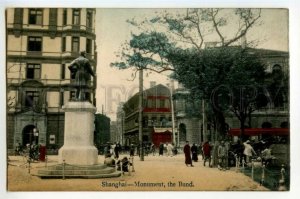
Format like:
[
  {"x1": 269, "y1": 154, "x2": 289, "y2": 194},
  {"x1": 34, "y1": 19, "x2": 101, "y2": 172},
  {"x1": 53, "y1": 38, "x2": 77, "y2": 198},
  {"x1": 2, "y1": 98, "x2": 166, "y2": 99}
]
[{"x1": 58, "y1": 101, "x2": 98, "y2": 165}]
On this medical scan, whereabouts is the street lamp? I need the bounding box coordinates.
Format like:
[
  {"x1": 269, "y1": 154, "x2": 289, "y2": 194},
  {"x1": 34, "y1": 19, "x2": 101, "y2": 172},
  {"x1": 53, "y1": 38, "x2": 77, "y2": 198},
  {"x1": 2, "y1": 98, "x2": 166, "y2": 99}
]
[{"x1": 167, "y1": 81, "x2": 176, "y2": 146}]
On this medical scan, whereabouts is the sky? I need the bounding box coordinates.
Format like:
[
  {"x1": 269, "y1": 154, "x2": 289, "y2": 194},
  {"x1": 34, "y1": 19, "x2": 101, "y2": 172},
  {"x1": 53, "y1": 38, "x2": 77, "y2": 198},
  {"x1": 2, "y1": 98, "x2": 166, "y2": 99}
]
[{"x1": 95, "y1": 8, "x2": 289, "y2": 120}]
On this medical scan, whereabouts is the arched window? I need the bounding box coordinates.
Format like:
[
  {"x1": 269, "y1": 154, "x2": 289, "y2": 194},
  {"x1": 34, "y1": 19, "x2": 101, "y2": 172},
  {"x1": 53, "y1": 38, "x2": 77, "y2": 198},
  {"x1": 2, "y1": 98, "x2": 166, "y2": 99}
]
[
  {"x1": 272, "y1": 64, "x2": 282, "y2": 72},
  {"x1": 179, "y1": 123, "x2": 187, "y2": 142},
  {"x1": 262, "y1": 122, "x2": 272, "y2": 128},
  {"x1": 280, "y1": 121, "x2": 289, "y2": 128}
]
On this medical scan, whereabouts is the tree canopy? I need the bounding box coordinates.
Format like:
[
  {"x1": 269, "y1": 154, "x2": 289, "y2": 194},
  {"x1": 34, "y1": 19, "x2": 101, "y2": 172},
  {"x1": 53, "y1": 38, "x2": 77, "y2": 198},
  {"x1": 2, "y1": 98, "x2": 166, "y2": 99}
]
[{"x1": 111, "y1": 8, "x2": 271, "y2": 139}]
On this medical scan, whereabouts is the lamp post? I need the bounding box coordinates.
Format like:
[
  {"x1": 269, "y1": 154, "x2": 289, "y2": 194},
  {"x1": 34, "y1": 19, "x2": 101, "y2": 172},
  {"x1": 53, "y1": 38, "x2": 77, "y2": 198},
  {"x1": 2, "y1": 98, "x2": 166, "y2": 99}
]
[{"x1": 167, "y1": 82, "x2": 176, "y2": 146}]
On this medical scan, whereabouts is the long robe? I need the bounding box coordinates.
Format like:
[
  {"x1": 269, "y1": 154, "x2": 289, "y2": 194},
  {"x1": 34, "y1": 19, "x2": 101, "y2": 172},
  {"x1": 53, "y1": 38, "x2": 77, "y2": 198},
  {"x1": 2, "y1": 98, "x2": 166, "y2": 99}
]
[
  {"x1": 184, "y1": 144, "x2": 192, "y2": 165},
  {"x1": 191, "y1": 145, "x2": 198, "y2": 161}
]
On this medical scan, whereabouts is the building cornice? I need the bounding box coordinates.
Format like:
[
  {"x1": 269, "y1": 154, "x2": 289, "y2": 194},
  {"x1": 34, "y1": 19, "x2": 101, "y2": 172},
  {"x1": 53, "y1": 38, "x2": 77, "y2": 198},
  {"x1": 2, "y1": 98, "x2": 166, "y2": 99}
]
[
  {"x1": 7, "y1": 54, "x2": 97, "y2": 65},
  {"x1": 7, "y1": 26, "x2": 96, "y2": 39}
]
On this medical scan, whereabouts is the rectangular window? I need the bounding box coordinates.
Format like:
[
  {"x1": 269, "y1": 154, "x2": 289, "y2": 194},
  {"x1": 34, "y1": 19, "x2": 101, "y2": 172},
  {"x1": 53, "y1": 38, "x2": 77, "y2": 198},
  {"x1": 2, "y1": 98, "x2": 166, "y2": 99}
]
[
  {"x1": 70, "y1": 91, "x2": 76, "y2": 100},
  {"x1": 85, "y1": 92, "x2": 91, "y2": 101},
  {"x1": 86, "y1": 10, "x2": 92, "y2": 28},
  {"x1": 63, "y1": 9, "x2": 67, "y2": 25},
  {"x1": 28, "y1": 36, "x2": 42, "y2": 51},
  {"x1": 29, "y1": 9, "x2": 43, "y2": 25},
  {"x1": 86, "y1": 38, "x2": 92, "y2": 54},
  {"x1": 72, "y1": 9, "x2": 80, "y2": 25},
  {"x1": 72, "y1": 37, "x2": 79, "y2": 52},
  {"x1": 62, "y1": 37, "x2": 66, "y2": 52},
  {"x1": 61, "y1": 64, "x2": 65, "y2": 79},
  {"x1": 151, "y1": 99, "x2": 156, "y2": 108},
  {"x1": 60, "y1": 91, "x2": 64, "y2": 106},
  {"x1": 26, "y1": 63, "x2": 41, "y2": 79},
  {"x1": 25, "y1": 91, "x2": 39, "y2": 107}
]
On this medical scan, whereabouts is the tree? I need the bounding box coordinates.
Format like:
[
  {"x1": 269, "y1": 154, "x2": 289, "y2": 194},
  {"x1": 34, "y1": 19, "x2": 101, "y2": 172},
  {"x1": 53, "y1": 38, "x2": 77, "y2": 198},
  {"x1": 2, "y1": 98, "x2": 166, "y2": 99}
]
[
  {"x1": 168, "y1": 47, "x2": 266, "y2": 139},
  {"x1": 111, "y1": 8, "x2": 263, "y2": 140}
]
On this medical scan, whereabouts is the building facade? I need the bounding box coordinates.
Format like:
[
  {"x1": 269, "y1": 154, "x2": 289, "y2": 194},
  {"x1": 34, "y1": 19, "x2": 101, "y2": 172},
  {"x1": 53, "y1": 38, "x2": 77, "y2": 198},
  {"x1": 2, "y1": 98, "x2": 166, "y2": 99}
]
[
  {"x1": 123, "y1": 84, "x2": 174, "y2": 147},
  {"x1": 6, "y1": 8, "x2": 97, "y2": 153},
  {"x1": 94, "y1": 113, "x2": 110, "y2": 147}
]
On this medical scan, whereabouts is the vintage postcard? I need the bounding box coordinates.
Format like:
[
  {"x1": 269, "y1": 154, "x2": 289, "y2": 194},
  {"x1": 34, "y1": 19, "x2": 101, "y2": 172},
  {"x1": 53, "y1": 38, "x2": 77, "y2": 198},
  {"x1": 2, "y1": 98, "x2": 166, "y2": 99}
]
[{"x1": 3, "y1": 4, "x2": 295, "y2": 197}]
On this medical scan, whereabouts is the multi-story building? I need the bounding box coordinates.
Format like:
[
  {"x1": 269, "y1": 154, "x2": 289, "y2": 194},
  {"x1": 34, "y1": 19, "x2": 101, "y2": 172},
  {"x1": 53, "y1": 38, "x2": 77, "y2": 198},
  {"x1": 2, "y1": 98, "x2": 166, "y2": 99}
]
[
  {"x1": 6, "y1": 8, "x2": 97, "y2": 154},
  {"x1": 123, "y1": 83, "x2": 174, "y2": 147},
  {"x1": 115, "y1": 102, "x2": 125, "y2": 145}
]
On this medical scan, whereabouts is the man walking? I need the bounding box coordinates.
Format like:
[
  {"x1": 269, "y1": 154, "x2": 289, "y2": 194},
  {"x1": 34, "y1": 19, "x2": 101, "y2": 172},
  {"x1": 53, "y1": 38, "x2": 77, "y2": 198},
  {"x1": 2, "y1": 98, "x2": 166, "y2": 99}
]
[
  {"x1": 218, "y1": 141, "x2": 226, "y2": 170},
  {"x1": 184, "y1": 141, "x2": 194, "y2": 167},
  {"x1": 203, "y1": 141, "x2": 212, "y2": 167}
]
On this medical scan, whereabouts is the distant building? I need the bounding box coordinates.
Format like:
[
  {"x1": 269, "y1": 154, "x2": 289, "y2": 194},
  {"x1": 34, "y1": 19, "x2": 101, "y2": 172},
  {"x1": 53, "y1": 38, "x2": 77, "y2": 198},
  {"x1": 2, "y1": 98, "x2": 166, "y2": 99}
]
[
  {"x1": 94, "y1": 113, "x2": 110, "y2": 147},
  {"x1": 123, "y1": 84, "x2": 174, "y2": 147},
  {"x1": 116, "y1": 102, "x2": 125, "y2": 145},
  {"x1": 110, "y1": 121, "x2": 118, "y2": 143},
  {"x1": 6, "y1": 8, "x2": 97, "y2": 154}
]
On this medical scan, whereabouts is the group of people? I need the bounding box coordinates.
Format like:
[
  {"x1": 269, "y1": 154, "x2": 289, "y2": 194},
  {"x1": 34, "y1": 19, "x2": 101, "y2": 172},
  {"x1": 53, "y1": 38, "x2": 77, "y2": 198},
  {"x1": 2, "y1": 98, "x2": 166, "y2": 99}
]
[
  {"x1": 104, "y1": 142, "x2": 122, "y2": 159},
  {"x1": 158, "y1": 143, "x2": 176, "y2": 157},
  {"x1": 103, "y1": 153, "x2": 131, "y2": 173},
  {"x1": 183, "y1": 138, "x2": 274, "y2": 170},
  {"x1": 15, "y1": 142, "x2": 40, "y2": 161},
  {"x1": 183, "y1": 141, "x2": 213, "y2": 167}
]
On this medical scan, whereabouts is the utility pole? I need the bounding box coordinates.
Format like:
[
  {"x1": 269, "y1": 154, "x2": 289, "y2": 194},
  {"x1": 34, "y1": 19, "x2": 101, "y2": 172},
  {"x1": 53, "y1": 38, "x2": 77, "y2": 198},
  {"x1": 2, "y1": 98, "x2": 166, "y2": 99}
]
[
  {"x1": 168, "y1": 82, "x2": 176, "y2": 146},
  {"x1": 138, "y1": 68, "x2": 144, "y2": 161},
  {"x1": 202, "y1": 99, "x2": 205, "y2": 142}
]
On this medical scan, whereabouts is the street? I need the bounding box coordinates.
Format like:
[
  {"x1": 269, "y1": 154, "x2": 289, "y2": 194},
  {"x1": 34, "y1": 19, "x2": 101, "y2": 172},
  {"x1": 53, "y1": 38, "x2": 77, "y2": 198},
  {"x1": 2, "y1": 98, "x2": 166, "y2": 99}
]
[{"x1": 7, "y1": 153, "x2": 268, "y2": 191}]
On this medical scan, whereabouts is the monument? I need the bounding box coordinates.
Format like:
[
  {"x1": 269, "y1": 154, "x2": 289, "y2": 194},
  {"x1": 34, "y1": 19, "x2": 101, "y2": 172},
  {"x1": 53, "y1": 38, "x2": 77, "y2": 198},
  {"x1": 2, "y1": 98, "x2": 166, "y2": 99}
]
[
  {"x1": 37, "y1": 52, "x2": 121, "y2": 178},
  {"x1": 58, "y1": 51, "x2": 98, "y2": 165}
]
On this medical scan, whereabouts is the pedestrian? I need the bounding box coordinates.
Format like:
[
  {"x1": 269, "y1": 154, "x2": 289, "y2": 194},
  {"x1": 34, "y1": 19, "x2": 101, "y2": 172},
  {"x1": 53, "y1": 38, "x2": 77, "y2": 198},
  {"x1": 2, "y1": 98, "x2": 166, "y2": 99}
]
[
  {"x1": 243, "y1": 140, "x2": 257, "y2": 165},
  {"x1": 218, "y1": 141, "x2": 226, "y2": 170},
  {"x1": 151, "y1": 143, "x2": 156, "y2": 156},
  {"x1": 114, "y1": 142, "x2": 121, "y2": 159},
  {"x1": 104, "y1": 153, "x2": 116, "y2": 167},
  {"x1": 183, "y1": 141, "x2": 194, "y2": 167},
  {"x1": 191, "y1": 143, "x2": 198, "y2": 162},
  {"x1": 159, "y1": 143, "x2": 164, "y2": 156},
  {"x1": 261, "y1": 145, "x2": 273, "y2": 167},
  {"x1": 129, "y1": 144, "x2": 135, "y2": 157},
  {"x1": 166, "y1": 143, "x2": 173, "y2": 157},
  {"x1": 224, "y1": 139, "x2": 231, "y2": 169},
  {"x1": 111, "y1": 142, "x2": 116, "y2": 157},
  {"x1": 202, "y1": 141, "x2": 212, "y2": 167}
]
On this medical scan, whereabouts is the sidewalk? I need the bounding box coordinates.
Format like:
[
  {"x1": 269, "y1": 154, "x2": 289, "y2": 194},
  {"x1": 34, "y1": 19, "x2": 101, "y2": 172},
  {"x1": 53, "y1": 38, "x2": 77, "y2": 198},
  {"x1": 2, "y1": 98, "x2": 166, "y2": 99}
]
[{"x1": 7, "y1": 154, "x2": 269, "y2": 191}]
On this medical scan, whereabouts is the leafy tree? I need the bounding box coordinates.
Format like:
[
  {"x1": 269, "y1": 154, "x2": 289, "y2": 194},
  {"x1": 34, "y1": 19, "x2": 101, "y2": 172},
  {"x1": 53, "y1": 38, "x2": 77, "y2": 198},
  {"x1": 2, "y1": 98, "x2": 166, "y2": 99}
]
[
  {"x1": 111, "y1": 8, "x2": 263, "y2": 140},
  {"x1": 168, "y1": 47, "x2": 266, "y2": 139}
]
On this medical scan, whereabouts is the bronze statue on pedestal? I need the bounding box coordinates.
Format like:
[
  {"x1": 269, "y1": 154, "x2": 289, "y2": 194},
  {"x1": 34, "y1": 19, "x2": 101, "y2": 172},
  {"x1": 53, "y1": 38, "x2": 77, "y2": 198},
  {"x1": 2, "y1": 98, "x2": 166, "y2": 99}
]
[{"x1": 68, "y1": 51, "x2": 95, "y2": 101}]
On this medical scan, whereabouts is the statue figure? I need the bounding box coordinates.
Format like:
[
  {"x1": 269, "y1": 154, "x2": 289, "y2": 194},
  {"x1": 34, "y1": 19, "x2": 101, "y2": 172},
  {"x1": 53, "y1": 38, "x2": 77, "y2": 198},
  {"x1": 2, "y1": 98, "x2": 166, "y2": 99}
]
[{"x1": 68, "y1": 51, "x2": 95, "y2": 101}]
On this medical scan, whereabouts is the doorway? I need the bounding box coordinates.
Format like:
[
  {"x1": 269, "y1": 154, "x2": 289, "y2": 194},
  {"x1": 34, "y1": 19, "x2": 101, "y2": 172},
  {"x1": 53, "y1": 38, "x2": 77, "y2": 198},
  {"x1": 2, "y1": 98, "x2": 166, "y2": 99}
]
[{"x1": 22, "y1": 124, "x2": 36, "y2": 146}]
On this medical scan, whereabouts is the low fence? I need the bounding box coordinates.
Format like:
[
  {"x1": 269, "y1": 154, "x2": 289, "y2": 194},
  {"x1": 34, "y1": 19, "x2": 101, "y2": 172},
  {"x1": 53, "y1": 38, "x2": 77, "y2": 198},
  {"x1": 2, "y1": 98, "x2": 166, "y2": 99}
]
[{"x1": 235, "y1": 156, "x2": 289, "y2": 191}]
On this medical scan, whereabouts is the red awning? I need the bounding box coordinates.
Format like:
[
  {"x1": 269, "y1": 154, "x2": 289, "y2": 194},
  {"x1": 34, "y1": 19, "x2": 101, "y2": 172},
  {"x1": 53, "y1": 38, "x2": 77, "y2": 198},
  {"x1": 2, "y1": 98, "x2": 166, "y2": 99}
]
[{"x1": 228, "y1": 128, "x2": 289, "y2": 136}]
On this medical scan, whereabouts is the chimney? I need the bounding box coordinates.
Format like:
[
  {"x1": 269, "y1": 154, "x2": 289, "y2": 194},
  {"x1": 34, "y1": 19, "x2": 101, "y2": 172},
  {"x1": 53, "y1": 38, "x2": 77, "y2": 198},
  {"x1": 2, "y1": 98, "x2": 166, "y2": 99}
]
[{"x1": 150, "y1": 81, "x2": 156, "y2": 88}]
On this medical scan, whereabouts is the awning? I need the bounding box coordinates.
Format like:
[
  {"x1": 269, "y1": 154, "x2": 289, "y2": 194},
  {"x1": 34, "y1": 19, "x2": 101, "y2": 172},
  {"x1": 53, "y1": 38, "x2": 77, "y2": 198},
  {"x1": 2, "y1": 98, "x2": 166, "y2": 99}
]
[
  {"x1": 153, "y1": 127, "x2": 172, "y2": 134},
  {"x1": 228, "y1": 128, "x2": 289, "y2": 136}
]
